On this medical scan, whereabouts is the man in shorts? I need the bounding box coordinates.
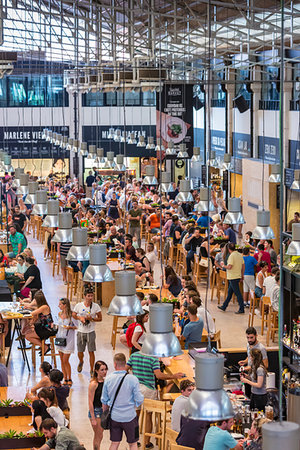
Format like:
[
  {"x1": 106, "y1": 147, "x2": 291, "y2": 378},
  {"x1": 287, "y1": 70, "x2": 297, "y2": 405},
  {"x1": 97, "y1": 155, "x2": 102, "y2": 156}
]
[
  {"x1": 72, "y1": 287, "x2": 102, "y2": 376},
  {"x1": 102, "y1": 353, "x2": 144, "y2": 450},
  {"x1": 242, "y1": 247, "x2": 258, "y2": 307}
]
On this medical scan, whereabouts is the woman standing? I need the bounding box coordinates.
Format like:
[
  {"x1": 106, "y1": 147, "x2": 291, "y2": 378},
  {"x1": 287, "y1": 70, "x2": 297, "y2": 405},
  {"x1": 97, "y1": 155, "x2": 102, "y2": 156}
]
[
  {"x1": 240, "y1": 349, "x2": 268, "y2": 411},
  {"x1": 56, "y1": 298, "x2": 76, "y2": 386},
  {"x1": 88, "y1": 360, "x2": 108, "y2": 450},
  {"x1": 255, "y1": 262, "x2": 268, "y2": 298},
  {"x1": 107, "y1": 192, "x2": 120, "y2": 222}
]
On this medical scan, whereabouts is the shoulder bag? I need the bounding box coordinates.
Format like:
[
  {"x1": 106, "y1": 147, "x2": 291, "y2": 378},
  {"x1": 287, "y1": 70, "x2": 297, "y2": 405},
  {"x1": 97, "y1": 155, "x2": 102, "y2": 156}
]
[{"x1": 100, "y1": 373, "x2": 128, "y2": 430}]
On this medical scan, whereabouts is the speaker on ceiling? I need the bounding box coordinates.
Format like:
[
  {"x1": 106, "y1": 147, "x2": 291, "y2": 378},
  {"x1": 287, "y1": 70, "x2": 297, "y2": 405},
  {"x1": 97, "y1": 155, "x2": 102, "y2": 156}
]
[{"x1": 233, "y1": 94, "x2": 249, "y2": 113}]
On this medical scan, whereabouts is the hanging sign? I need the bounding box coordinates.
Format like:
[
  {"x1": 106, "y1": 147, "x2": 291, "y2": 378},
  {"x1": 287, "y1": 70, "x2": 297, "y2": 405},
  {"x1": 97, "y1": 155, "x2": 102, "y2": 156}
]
[
  {"x1": 258, "y1": 136, "x2": 279, "y2": 164},
  {"x1": 289, "y1": 140, "x2": 300, "y2": 170},
  {"x1": 210, "y1": 130, "x2": 226, "y2": 156},
  {"x1": 232, "y1": 132, "x2": 251, "y2": 158},
  {"x1": 175, "y1": 159, "x2": 185, "y2": 168}
]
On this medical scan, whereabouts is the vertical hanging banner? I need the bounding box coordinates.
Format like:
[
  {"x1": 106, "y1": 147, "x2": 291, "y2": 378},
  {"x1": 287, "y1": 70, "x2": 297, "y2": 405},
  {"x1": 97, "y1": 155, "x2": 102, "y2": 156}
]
[{"x1": 156, "y1": 83, "x2": 194, "y2": 157}]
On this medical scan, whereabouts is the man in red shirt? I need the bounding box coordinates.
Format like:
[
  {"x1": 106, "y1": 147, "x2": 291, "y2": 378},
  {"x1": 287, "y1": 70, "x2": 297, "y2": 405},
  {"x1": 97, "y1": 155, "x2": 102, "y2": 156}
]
[{"x1": 254, "y1": 243, "x2": 271, "y2": 272}]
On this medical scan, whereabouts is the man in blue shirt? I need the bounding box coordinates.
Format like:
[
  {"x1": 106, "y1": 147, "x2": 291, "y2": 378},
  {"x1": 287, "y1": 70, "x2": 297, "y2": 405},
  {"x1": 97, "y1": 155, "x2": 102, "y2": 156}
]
[
  {"x1": 203, "y1": 418, "x2": 243, "y2": 450},
  {"x1": 182, "y1": 304, "x2": 204, "y2": 349},
  {"x1": 242, "y1": 247, "x2": 258, "y2": 307},
  {"x1": 223, "y1": 224, "x2": 236, "y2": 244},
  {"x1": 102, "y1": 353, "x2": 144, "y2": 449}
]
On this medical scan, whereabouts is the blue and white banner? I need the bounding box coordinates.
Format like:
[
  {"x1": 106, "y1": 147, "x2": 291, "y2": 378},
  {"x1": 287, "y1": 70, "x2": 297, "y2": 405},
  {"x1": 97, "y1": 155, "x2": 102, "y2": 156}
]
[
  {"x1": 258, "y1": 136, "x2": 279, "y2": 164},
  {"x1": 210, "y1": 130, "x2": 226, "y2": 156},
  {"x1": 233, "y1": 132, "x2": 251, "y2": 159},
  {"x1": 289, "y1": 140, "x2": 300, "y2": 170}
]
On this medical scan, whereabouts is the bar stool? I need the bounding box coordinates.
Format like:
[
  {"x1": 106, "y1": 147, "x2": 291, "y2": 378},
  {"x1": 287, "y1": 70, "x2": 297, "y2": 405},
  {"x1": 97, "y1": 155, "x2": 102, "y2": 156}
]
[
  {"x1": 76, "y1": 272, "x2": 84, "y2": 303},
  {"x1": 110, "y1": 316, "x2": 123, "y2": 350},
  {"x1": 31, "y1": 336, "x2": 58, "y2": 369},
  {"x1": 140, "y1": 398, "x2": 167, "y2": 450},
  {"x1": 218, "y1": 270, "x2": 228, "y2": 304},
  {"x1": 261, "y1": 296, "x2": 271, "y2": 335},
  {"x1": 165, "y1": 427, "x2": 178, "y2": 450},
  {"x1": 52, "y1": 248, "x2": 60, "y2": 277},
  {"x1": 210, "y1": 266, "x2": 217, "y2": 301},
  {"x1": 248, "y1": 290, "x2": 259, "y2": 327},
  {"x1": 66, "y1": 267, "x2": 77, "y2": 302},
  {"x1": 202, "y1": 329, "x2": 222, "y2": 348},
  {"x1": 192, "y1": 254, "x2": 200, "y2": 286},
  {"x1": 170, "y1": 444, "x2": 194, "y2": 450},
  {"x1": 0, "y1": 324, "x2": 5, "y2": 364},
  {"x1": 266, "y1": 307, "x2": 278, "y2": 346},
  {"x1": 167, "y1": 242, "x2": 175, "y2": 267}
]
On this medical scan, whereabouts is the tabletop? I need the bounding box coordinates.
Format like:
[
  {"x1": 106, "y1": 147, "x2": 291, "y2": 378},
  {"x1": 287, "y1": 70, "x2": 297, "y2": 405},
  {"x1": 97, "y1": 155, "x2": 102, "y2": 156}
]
[
  {"x1": 0, "y1": 386, "x2": 27, "y2": 401},
  {"x1": 0, "y1": 302, "x2": 31, "y2": 320},
  {"x1": 164, "y1": 350, "x2": 195, "y2": 386}
]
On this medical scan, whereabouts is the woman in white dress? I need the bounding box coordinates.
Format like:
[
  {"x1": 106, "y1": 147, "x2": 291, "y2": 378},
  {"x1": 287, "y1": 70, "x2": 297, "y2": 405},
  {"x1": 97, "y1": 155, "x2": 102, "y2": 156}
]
[{"x1": 56, "y1": 298, "x2": 76, "y2": 386}]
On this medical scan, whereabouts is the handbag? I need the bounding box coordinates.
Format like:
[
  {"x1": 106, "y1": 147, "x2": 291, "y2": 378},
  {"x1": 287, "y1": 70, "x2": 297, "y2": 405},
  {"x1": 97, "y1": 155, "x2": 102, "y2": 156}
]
[
  {"x1": 54, "y1": 320, "x2": 71, "y2": 347},
  {"x1": 100, "y1": 373, "x2": 127, "y2": 430}
]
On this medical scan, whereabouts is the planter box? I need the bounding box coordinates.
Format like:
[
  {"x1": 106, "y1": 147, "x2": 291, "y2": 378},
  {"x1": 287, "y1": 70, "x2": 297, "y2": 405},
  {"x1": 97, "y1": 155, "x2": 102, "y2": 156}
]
[
  {"x1": 0, "y1": 436, "x2": 45, "y2": 449},
  {"x1": 0, "y1": 405, "x2": 31, "y2": 417}
]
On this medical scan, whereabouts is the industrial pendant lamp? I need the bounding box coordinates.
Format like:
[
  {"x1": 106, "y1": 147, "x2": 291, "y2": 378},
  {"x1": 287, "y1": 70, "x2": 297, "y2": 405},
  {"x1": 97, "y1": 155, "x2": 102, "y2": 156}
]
[
  {"x1": 42, "y1": 199, "x2": 59, "y2": 228},
  {"x1": 3, "y1": 154, "x2": 14, "y2": 173},
  {"x1": 177, "y1": 143, "x2": 189, "y2": 158},
  {"x1": 114, "y1": 129, "x2": 121, "y2": 142},
  {"x1": 120, "y1": 131, "x2": 126, "y2": 143},
  {"x1": 60, "y1": 136, "x2": 68, "y2": 149},
  {"x1": 186, "y1": 353, "x2": 234, "y2": 421},
  {"x1": 24, "y1": 181, "x2": 39, "y2": 205},
  {"x1": 269, "y1": 164, "x2": 281, "y2": 183},
  {"x1": 107, "y1": 127, "x2": 115, "y2": 139},
  {"x1": 175, "y1": 180, "x2": 194, "y2": 202},
  {"x1": 51, "y1": 212, "x2": 73, "y2": 243},
  {"x1": 146, "y1": 136, "x2": 155, "y2": 150},
  {"x1": 262, "y1": 421, "x2": 299, "y2": 450},
  {"x1": 80, "y1": 142, "x2": 88, "y2": 156},
  {"x1": 95, "y1": 148, "x2": 105, "y2": 167},
  {"x1": 51, "y1": 132, "x2": 57, "y2": 145},
  {"x1": 55, "y1": 133, "x2": 62, "y2": 146},
  {"x1": 32, "y1": 190, "x2": 48, "y2": 216},
  {"x1": 196, "y1": 187, "x2": 215, "y2": 212},
  {"x1": 208, "y1": 150, "x2": 220, "y2": 168},
  {"x1": 223, "y1": 198, "x2": 245, "y2": 224},
  {"x1": 137, "y1": 136, "x2": 146, "y2": 147},
  {"x1": 66, "y1": 228, "x2": 89, "y2": 261},
  {"x1": 286, "y1": 223, "x2": 300, "y2": 256},
  {"x1": 221, "y1": 154, "x2": 233, "y2": 171},
  {"x1": 0, "y1": 151, "x2": 6, "y2": 171},
  {"x1": 191, "y1": 147, "x2": 203, "y2": 162},
  {"x1": 16, "y1": 174, "x2": 29, "y2": 196},
  {"x1": 42, "y1": 128, "x2": 48, "y2": 140},
  {"x1": 12, "y1": 167, "x2": 24, "y2": 188},
  {"x1": 160, "y1": 172, "x2": 174, "y2": 193},
  {"x1": 143, "y1": 165, "x2": 158, "y2": 185},
  {"x1": 108, "y1": 271, "x2": 143, "y2": 316},
  {"x1": 140, "y1": 303, "x2": 182, "y2": 357},
  {"x1": 83, "y1": 244, "x2": 114, "y2": 282},
  {"x1": 166, "y1": 141, "x2": 177, "y2": 155},
  {"x1": 46, "y1": 130, "x2": 52, "y2": 142},
  {"x1": 72, "y1": 139, "x2": 80, "y2": 153},
  {"x1": 252, "y1": 210, "x2": 275, "y2": 239},
  {"x1": 290, "y1": 169, "x2": 300, "y2": 190},
  {"x1": 115, "y1": 154, "x2": 126, "y2": 171},
  {"x1": 87, "y1": 145, "x2": 96, "y2": 160},
  {"x1": 155, "y1": 138, "x2": 165, "y2": 151},
  {"x1": 128, "y1": 132, "x2": 137, "y2": 144},
  {"x1": 103, "y1": 151, "x2": 115, "y2": 169},
  {"x1": 66, "y1": 138, "x2": 73, "y2": 151}
]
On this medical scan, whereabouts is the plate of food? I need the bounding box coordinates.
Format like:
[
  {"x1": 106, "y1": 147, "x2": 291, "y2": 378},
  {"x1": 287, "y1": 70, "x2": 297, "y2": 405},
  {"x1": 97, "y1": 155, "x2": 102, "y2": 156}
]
[{"x1": 162, "y1": 116, "x2": 187, "y2": 144}]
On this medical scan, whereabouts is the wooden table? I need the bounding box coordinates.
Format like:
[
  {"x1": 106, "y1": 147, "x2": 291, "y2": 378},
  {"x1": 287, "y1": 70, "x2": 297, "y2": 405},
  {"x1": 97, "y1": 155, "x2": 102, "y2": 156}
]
[{"x1": 164, "y1": 350, "x2": 195, "y2": 387}]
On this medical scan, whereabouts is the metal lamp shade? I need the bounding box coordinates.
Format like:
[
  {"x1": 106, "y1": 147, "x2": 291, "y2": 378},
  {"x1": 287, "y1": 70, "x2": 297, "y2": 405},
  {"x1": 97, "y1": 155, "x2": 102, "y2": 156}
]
[
  {"x1": 95, "y1": 148, "x2": 105, "y2": 166},
  {"x1": 24, "y1": 181, "x2": 39, "y2": 205},
  {"x1": 80, "y1": 142, "x2": 88, "y2": 156},
  {"x1": 66, "y1": 228, "x2": 89, "y2": 261},
  {"x1": 87, "y1": 145, "x2": 96, "y2": 159},
  {"x1": 60, "y1": 136, "x2": 68, "y2": 149},
  {"x1": 104, "y1": 151, "x2": 115, "y2": 169},
  {"x1": 107, "y1": 128, "x2": 115, "y2": 139},
  {"x1": 191, "y1": 147, "x2": 203, "y2": 162},
  {"x1": 108, "y1": 271, "x2": 143, "y2": 316},
  {"x1": 72, "y1": 139, "x2": 80, "y2": 153},
  {"x1": 12, "y1": 167, "x2": 24, "y2": 188},
  {"x1": 290, "y1": 170, "x2": 300, "y2": 190},
  {"x1": 3, "y1": 155, "x2": 14, "y2": 173},
  {"x1": 196, "y1": 187, "x2": 215, "y2": 212},
  {"x1": 55, "y1": 133, "x2": 62, "y2": 146},
  {"x1": 83, "y1": 244, "x2": 114, "y2": 282},
  {"x1": 115, "y1": 154, "x2": 126, "y2": 171},
  {"x1": 160, "y1": 172, "x2": 174, "y2": 193},
  {"x1": 143, "y1": 165, "x2": 158, "y2": 185},
  {"x1": 114, "y1": 129, "x2": 121, "y2": 142},
  {"x1": 175, "y1": 180, "x2": 194, "y2": 202},
  {"x1": 166, "y1": 141, "x2": 177, "y2": 155},
  {"x1": 286, "y1": 223, "x2": 300, "y2": 256},
  {"x1": 208, "y1": 150, "x2": 220, "y2": 168},
  {"x1": 128, "y1": 132, "x2": 137, "y2": 144},
  {"x1": 16, "y1": 174, "x2": 29, "y2": 196},
  {"x1": 140, "y1": 303, "x2": 182, "y2": 357},
  {"x1": 52, "y1": 213, "x2": 73, "y2": 243},
  {"x1": 221, "y1": 153, "x2": 233, "y2": 171},
  {"x1": 51, "y1": 132, "x2": 57, "y2": 144},
  {"x1": 42, "y1": 128, "x2": 48, "y2": 140},
  {"x1": 42, "y1": 200, "x2": 59, "y2": 227},
  {"x1": 223, "y1": 198, "x2": 245, "y2": 224},
  {"x1": 137, "y1": 136, "x2": 146, "y2": 147},
  {"x1": 262, "y1": 421, "x2": 299, "y2": 450},
  {"x1": 252, "y1": 210, "x2": 275, "y2": 240},
  {"x1": 155, "y1": 138, "x2": 165, "y2": 151},
  {"x1": 32, "y1": 190, "x2": 48, "y2": 215},
  {"x1": 146, "y1": 137, "x2": 155, "y2": 150},
  {"x1": 177, "y1": 143, "x2": 189, "y2": 158},
  {"x1": 186, "y1": 353, "x2": 234, "y2": 421},
  {"x1": 66, "y1": 138, "x2": 73, "y2": 151},
  {"x1": 46, "y1": 130, "x2": 52, "y2": 142},
  {"x1": 269, "y1": 164, "x2": 281, "y2": 183}
]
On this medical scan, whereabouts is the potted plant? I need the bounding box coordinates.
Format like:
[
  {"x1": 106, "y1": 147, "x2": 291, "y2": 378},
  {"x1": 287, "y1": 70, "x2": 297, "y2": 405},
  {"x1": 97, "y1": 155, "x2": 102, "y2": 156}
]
[
  {"x1": 0, "y1": 430, "x2": 45, "y2": 449},
  {"x1": 0, "y1": 398, "x2": 31, "y2": 417},
  {"x1": 161, "y1": 297, "x2": 180, "y2": 310}
]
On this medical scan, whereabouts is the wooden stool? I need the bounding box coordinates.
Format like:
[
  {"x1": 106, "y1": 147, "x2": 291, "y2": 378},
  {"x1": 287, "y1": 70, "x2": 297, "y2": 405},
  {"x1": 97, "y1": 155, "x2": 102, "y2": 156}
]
[
  {"x1": 192, "y1": 254, "x2": 200, "y2": 286},
  {"x1": 30, "y1": 215, "x2": 36, "y2": 238},
  {"x1": 266, "y1": 308, "x2": 278, "y2": 346},
  {"x1": 140, "y1": 398, "x2": 167, "y2": 450},
  {"x1": 39, "y1": 225, "x2": 46, "y2": 244},
  {"x1": 248, "y1": 290, "x2": 259, "y2": 327},
  {"x1": 0, "y1": 328, "x2": 5, "y2": 364},
  {"x1": 76, "y1": 272, "x2": 84, "y2": 303},
  {"x1": 202, "y1": 329, "x2": 221, "y2": 348},
  {"x1": 66, "y1": 267, "x2": 77, "y2": 302},
  {"x1": 167, "y1": 242, "x2": 175, "y2": 267},
  {"x1": 165, "y1": 427, "x2": 178, "y2": 450},
  {"x1": 210, "y1": 266, "x2": 217, "y2": 301},
  {"x1": 261, "y1": 296, "x2": 271, "y2": 335},
  {"x1": 110, "y1": 316, "x2": 123, "y2": 350},
  {"x1": 170, "y1": 443, "x2": 194, "y2": 450},
  {"x1": 217, "y1": 270, "x2": 228, "y2": 304},
  {"x1": 140, "y1": 222, "x2": 146, "y2": 241},
  {"x1": 52, "y1": 248, "x2": 60, "y2": 277},
  {"x1": 31, "y1": 336, "x2": 58, "y2": 369},
  {"x1": 35, "y1": 216, "x2": 42, "y2": 241}
]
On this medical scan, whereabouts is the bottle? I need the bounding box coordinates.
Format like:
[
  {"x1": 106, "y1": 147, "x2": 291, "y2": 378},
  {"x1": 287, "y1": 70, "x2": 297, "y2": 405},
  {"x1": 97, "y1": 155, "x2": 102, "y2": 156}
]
[
  {"x1": 12, "y1": 293, "x2": 17, "y2": 308},
  {"x1": 283, "y1": 324, "x2": 287, "y2": 342}
]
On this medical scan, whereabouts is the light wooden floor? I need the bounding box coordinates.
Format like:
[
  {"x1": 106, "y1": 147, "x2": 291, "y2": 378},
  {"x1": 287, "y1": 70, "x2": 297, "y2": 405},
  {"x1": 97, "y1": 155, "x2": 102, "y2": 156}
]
[{"x1": 6, "y1": 235, "x2": 269, "y2": 449}]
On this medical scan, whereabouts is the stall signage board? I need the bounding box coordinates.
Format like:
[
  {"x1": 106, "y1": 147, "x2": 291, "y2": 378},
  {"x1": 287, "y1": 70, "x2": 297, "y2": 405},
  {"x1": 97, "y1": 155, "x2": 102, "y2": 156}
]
[
  {"x1": 0, "y1": 126, "x2": 69, "y2": 159},
  {"x1": 194, "y1": 127, "x2": 205, "y2": 161},
  {"x1": 233, "y1": 132, "x2": 251, "y2": 158},
  {"x1": 210, "y1": 130, "x2": 226, "y2": 156},
  {"x1": 82, "y1": 126, "x2": 156, "y2": 157},
  {"x1": 258, "y1": 136, "x2": 279, "y2": 163},
  {"x1": 156, "y1": 83, "x2": 194, "y2": 157},
  {"x1": 285, "y1": 168, "x2": 294, "y2": 187},
  {"x1": 289, "y1": 140, "x2": 300, "y2": 170}
]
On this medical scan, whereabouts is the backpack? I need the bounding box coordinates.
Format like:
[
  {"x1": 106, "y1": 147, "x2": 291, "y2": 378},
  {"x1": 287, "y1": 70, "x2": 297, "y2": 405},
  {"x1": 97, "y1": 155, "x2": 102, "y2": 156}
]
[{"x1": 125, "y1": 322, "x2": 143, "y2": 348}]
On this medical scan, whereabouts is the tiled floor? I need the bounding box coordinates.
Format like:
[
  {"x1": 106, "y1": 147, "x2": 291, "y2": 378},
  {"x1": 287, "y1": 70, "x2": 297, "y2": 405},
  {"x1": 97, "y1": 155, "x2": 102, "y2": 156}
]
[{"x1": 6, "y1": 235, "x2": 270, "y2": 449}]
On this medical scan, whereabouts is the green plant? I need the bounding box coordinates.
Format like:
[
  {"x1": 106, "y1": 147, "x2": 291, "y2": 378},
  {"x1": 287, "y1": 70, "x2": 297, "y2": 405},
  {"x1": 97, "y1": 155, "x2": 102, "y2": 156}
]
[
  {"x1": 16, "y1": 432, "x2": 27, "y2": 439},
  {"x1": 0, "y1": 398, "x2": 13, "y2": 407},
  {"x1": 0, "y1": 429, "x2": 17, "y2": 439}
]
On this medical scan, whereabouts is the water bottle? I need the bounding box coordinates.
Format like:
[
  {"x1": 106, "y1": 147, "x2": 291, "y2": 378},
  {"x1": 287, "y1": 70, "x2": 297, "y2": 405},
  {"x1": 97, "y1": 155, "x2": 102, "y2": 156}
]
[{"x1": 13, "y1": 293, "x2": 17, "y2": 309}]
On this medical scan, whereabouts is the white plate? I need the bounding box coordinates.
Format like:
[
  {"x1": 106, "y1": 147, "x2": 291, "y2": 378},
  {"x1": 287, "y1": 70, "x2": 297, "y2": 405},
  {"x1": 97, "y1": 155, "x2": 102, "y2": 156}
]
[{"x1": 161, "y1": 116, "x2": 187, "y2": 144}]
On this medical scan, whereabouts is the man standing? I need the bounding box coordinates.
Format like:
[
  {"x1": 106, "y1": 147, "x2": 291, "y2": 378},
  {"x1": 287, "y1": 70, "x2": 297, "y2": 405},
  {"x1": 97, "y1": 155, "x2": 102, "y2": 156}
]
[
  {"x1": 85, "y1": 170, "x2": 95, "y2": 199},
  {"x1": 8, "y1": 224, "x2": 27, "y2": 257},
  {"x1": 254, "y1": 243, "x2": 271, "y2": 272},
  {"x1": 102, "y1": 353, "x2": 144, "y2": 450},
  {"x1": 238, "y1": 326, "x2": 268, "y2": 371},
  {"x1": 128, "y1": 201, "x2": 142, "y2": 247},
  {"x1": 264, "y1": 240, "x2": 277, "y2": 267},
  {"x1": 203, "y1": 418, "x2": 243, "y2": 450},
  {"x1": 171, "y1": 380, "x2": 195, "y2": 432},
  {"x1": 12, "y1": 205, "x2": 27, "y2": 232},
  {"x1": 72, "y1": 287, "x2": 102, "y2": 376},
  {"x1": 242, "y1": 247, "x2": 258, "y2": 307},
  {"x1": 34, "y1": 418, "x2": 80, "y2": 450},
  {"x1": 218, "y1": 243, "x2": 245, "y2": 314},
  {"x1": 184, "y1": 227, "x2": 203, "y2": 273}
]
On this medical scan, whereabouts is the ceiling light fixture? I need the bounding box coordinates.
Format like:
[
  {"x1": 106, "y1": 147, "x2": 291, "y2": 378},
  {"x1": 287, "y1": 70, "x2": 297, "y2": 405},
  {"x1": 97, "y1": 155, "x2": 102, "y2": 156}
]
[
  {"x1": 290, "y1": 169, "x2": 300, "y2": 190},
  {"x1": 66, "y1": 228, "x2": 89, "y2": 261},
  {"x1": 160, "y1": 172, "x2": 174, "y2": 193},
  {"x1": 146, "y1": 137, "x2": 155, "y2": 150},
  {"x1": 42, "y1": 200, "x2": 59, "y2": 228},
  {"x1": 16, "y1": 173, "x2": 29, "y2": 196},
  {"x1": 128, "y1": 132, "x2": 137, "y2": 144},
  {"x1": 51, "y1": 212, "x2": 73, "y2": 243},
  {"x1": 269, "y1": 164, "x2": 281, "y2": 183},
  {"x1": 108, "y1": 271, "x2": 143, "y2": 316},
  {"x1": 24, "y1": 181, "x2": 39, "y2": 205},
  {"x1": 252, "y1": 210, "x2": 275, "y2": 239},
  {"x1": 137, "y1": 135, "x2": 146, "y2": 147},
  {"x1": 83, "y1": 244, "x2": 114, "y2": 282},
  {"x1": 32, "y1": 190, "x2": 48, "y2": 216},
  {"x1": 143, "y1": 165, "x2": 158, "y2": 185},
  {"x1": 166, "y1": 141, "x2": 177, "y2": 155},
  {"x1": 196, "y1": 187, "x2": 215, "y2": 212},
  {"x1": 286, "y1": 223, "x2": 300, "y2": 256},
  {"x1": 223, "y1": 197, "x2": 245, "y2": 224},
  {"x1": 175, "y1": 180, "x2": 194, "y2": 202}
]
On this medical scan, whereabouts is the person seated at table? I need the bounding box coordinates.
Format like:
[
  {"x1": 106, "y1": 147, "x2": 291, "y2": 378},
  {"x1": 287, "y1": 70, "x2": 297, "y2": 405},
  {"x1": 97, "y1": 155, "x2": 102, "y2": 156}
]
[
  {"x1": 254, "y1": 261, "x2": 268, "y2": 298},
  {"x1": 163, "y1": 265, "x2": 182, "y2": 297},
  {"x1": 190, "y1": 295, "x2": 216, "y2": 334},
  {"x1": 141, "y1": 293, "x2": 158, "y2": 307},
  {"x1": 243, "y1": 231, "x2": 255, "y2": 249},
  {"x1": 203, "y1": 418, "x2": 243, "y2": 450},
  {"x1": 125, "y1": 308, "x2": 149, "y2": 353},
  {"x1": 135, "y1": 262, "x2": 149, "y2": 287},
  {"x1": 171, "y1": 379, "x2": 195, "y2": 432},
  {"x1": 136, "y1": 248, "x2": 151, "y2": 273},
  {"x1": 23, "y1": 247, "x2": 37, "y2": 265},
  {"x1": 24, "y1": 290, "x2": 56, "y2": 355},
  {"x1": 175, "y1": 289, "x2": 199, "y2": 316},
  {"x1": 49, "y1": 368, "x2": 70, "y2": 420},
  {"x1": 8, "y1": 224, "x2": 27, "y2": 259},
  {"x1": 241, "y1": 417, "x2": 270, "y2": 450},
  {"x1": 214, "y1": 242, "x2": 226, "y2": 272},
  {"x1": 27, "y1": 362, "x2": 52, "y2": 399},
  {"x1": 31, "y1": 394, "x2": 52, "y2": 430},
  {"x1": 38, "y1": 388, "x2": 68, "y2": 427},
  {"x1": 0, "y1": 249, "x2": 8, "y2": 267},
  {"x1": 181, "y1": 304, "x2": 204, "y2": 349},
  {"x1": 177, "y1": 414, "x2": 210, "y2": 450},
  {"x1": 254, "y1": 244, "x2": 271, "y2": 273},
  {"x1": 125, "y1": 236, "x2": 138, "y2": 261},
  {"x1": 20, "y1": 256, "x2": 42, "y2": 298}
]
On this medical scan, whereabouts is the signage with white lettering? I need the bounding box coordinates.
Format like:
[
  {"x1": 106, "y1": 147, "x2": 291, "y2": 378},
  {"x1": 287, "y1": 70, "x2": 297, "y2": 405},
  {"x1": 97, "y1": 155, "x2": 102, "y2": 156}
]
[
  {"x1": 289, "y1": 140, "x2": 300, "y2": 170},
  {"x1": 233, "y1": 132, "x2": 251, "y2": 158},
  {"x1": 258, "y1": 136, "x2": 279, "y2": 164},
  {"x1": 210, "y1": 130, "x2": 226, "y2": 156}
]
